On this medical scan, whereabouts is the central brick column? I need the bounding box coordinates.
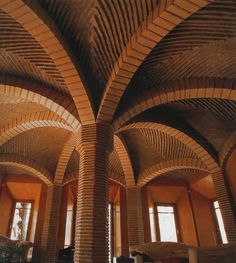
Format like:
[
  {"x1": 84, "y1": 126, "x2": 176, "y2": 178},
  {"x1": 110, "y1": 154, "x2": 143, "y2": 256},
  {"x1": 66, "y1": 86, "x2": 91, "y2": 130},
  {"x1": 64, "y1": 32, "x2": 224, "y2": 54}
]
[
  {"x1": 126, "y1": 187, "x2": 144, "y2": 248},
  {"x1": 74, "y1": 124, "x2": 113, "y2": 263}
]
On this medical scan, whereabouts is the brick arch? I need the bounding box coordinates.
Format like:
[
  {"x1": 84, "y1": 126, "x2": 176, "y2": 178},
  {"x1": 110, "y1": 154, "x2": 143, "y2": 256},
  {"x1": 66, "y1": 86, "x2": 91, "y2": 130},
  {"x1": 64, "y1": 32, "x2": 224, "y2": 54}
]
[
  {"x1": 113, "y1": 77, "x2": 236, "y2": 130},
  {"x1": 0, "y1": 154, "x2": 52, "y2": 185},
  {"x1": 138, "y1": 158, "x2": 208, "y2": 187},
  {"x1": 0, "y1": 111, "x2": 74, "y2": 146},
  {"x1": 0, "y1": 75, "x2": 81, "y2": 130},
  {"x1": 114, "y1": 135, "x2": 135, "y2": 187},
  {"x1": 118, "y1": 121, "x2": 236, "y2": 241},
  {"x1": 54, "y1": 132, "x2": 80, "y2": 185},
  {"x1": 118, "y1": 121, "x2": 215, "y2": 170},
  {"x1": 97, "y1": 0, "x2": 211, "y2": 122},
  {"x1": 109, "y1": 170, "x2": 126, "y2": 187},
  {"x1": 63, "y1": 170, "x2": 125, "y2": 187},
  {"x1": 219, "y1": 130, "x2": 236, "y2": 169},
  {"x1": 0, "y1": 0, "x2": 94, "y2": 124}
]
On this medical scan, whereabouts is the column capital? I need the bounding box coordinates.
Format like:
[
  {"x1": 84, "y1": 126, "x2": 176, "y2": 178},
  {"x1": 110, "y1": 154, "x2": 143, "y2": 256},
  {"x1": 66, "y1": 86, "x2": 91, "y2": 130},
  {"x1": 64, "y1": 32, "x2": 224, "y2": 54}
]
[{"x1": 77, "y1": 123, "x2": 113, "y2": 153}]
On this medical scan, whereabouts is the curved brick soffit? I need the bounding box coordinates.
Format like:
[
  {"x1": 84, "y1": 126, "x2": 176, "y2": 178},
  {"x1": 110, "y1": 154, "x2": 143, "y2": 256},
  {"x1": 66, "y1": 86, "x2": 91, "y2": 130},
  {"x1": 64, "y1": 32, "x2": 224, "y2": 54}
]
[
  {"x1": 114, "y1": 134, "x2": 135, "y2": 187},
  {"x1": 97, "y1": 0, "x2": 211, "y2": 122},
  {"x1": 0, "y1": 75, "x2": 81, "y2": 131},
  {"x1": 56, "y1": 134, "x2": 129, "y2": 186},
  {"x1": 0, "y1": 111, "x2": 74, "y2": 146},
  {"x1": 138, "y1": 158, "x2": 208, "y2": 187},
  {"x1": 0, "y1": 0, "x2": 94, "y2": 124},
  {"x1": 113, "y1": 77, "x2": 236, "y2": 130},
  {"x1": 0, "y1": 153, "x2": 52, "y2": 185},
  {"x1": 219, "y1": 130, "x2": 236, "y2": 169},
  {"x1": 117, "y1": 121, "x2": 220, "y2": 174},
  {"x1": 63, "y1": 169, "x2": 125, "y2": 188},
  {"x1": 54, "y1": 131, "x2": 80, "y2": 185}
]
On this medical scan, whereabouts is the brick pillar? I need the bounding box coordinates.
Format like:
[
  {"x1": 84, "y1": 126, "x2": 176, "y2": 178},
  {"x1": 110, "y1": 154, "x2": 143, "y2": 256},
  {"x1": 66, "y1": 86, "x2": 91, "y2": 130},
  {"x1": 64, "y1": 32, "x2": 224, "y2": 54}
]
[
  {"x1": 212, "y1": 170, "x2": 236, "y2": 242},
  {"x1": 74, "y1": 124, "x2": 113, "y2": 263},
  {"x1": 40, "y1": 185, "x2": 62, "y2": 263},
  {"x1": 58, "y1": 185, "x2": 69, "y2": 249},
  {"x1": 120, "y1": 187, "x2": 129, "y2": 256},
  {"x1": 32, "y1": 183, "x2": 47, "y2": 263},
  {"x1": 126, "y1": 187, "x2": 144, "y2": 248},
  {"x1": 142, "y1": 187, "x2": 151, "y2": 243}
]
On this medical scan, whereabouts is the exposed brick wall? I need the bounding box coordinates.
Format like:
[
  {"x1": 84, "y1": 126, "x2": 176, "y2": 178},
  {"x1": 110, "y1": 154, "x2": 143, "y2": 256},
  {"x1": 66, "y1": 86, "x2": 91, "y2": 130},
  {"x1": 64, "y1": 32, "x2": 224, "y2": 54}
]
[
  {"x1": 126, "y1": 187, "x2": 144, "y2": 248},
  {"x1": 74, "y1": 124, "x2": 113, "y2": 263},
  {"x1": 32, "y1": 183, "x2": 47, "y2": 263},
  {"x1": 40, "y1": 185, "x2": 62, "y2": 263}
]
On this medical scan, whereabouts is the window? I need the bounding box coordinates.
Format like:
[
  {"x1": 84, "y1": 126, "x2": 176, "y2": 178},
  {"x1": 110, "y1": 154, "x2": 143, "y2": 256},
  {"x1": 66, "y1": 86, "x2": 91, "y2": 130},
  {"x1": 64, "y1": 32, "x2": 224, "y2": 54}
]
[
  {"x1": 64, "y1": 204, "x2": 74, "y2": 247},
  {"x1": 10, "y1": 201, "x2": 33, "y2": 241},
  {"x1": 155, "y1": 204, "x2": 179, "y2": 242},
  {"x1": 108, "y1": 203, "x2": 121, "y2": 261},
  {"x1": 213, "y1": 201, "x2": 228, "y2": 244}
]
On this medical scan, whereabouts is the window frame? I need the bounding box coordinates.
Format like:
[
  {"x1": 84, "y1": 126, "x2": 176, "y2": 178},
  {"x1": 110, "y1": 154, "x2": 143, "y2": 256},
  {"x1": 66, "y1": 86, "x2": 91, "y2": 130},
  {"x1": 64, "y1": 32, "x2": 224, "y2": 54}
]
[
  {"x1": 154, "y1": 202, "x2": 181, "y2": 242},
  {"x1": 212, "y1": 200, "x2": 228, "y2": 244},
  {"x1": 8, "y1": 199, "x2": 34, "y2": 241},
  {"x1": 64, "y1": 203, "x2": 75, "y2": 248}
]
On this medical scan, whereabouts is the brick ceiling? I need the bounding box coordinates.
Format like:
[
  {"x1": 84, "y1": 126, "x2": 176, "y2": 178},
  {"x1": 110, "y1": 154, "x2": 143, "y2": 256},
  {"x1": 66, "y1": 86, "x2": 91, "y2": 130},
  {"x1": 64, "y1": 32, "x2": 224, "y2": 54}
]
[{"x1": 0, "y1": 0, "x2": 235, "y2": 187}]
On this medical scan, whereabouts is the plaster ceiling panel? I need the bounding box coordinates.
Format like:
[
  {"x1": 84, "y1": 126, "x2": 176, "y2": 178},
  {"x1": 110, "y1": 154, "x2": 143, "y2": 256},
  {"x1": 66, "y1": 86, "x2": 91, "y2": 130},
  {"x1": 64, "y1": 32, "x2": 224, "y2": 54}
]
[
  {"x1": 148, "y1": 185, "x2": 185, "y2": 203},
  {"x1": 191, "y1": 174, "x2": 216, "y2": 199},
  {"x1": 7, "y1": 182, "x2": 41, "y2": 202}
]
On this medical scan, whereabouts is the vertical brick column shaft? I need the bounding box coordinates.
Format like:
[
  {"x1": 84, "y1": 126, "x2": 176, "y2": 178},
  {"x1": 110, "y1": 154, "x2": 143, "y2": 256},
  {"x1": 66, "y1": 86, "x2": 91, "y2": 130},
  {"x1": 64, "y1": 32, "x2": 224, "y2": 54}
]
[
  {"x1": 40, "y1": 185, "x2": 62, "y2": 263},
  {"x1": 32, "y1": 183, "x2": 47, "y2": 263},
  {"x1": 126, "y1": 187, "x2": 144, "y2": 248},
  {"x1": 213, "y1": 170, "x2": 236, "y2": 241},
  {"x1": 74, "y1": 124, "x2": 113, "y2": 263}
]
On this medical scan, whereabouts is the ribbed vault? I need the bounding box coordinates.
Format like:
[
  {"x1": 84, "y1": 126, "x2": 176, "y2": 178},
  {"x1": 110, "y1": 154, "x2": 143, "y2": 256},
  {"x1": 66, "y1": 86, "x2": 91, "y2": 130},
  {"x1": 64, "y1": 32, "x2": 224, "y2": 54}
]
[{"x1": 116, "y1": 0, "x2": 236, "y2": 115}]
